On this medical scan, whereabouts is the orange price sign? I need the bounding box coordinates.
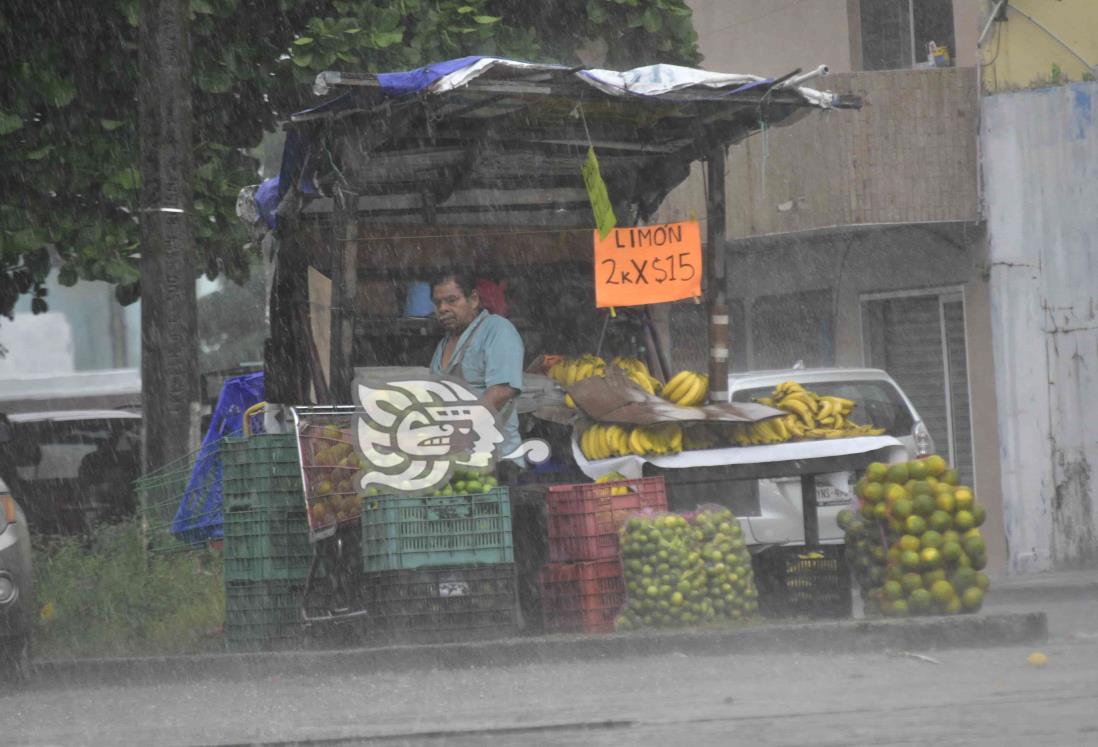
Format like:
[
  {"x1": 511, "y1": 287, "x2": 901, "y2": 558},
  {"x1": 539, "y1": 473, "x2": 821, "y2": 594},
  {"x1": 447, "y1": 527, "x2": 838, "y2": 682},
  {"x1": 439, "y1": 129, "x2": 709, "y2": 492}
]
[{"x1": 593, "y1": 220, "x2": 702, "y2": 308}]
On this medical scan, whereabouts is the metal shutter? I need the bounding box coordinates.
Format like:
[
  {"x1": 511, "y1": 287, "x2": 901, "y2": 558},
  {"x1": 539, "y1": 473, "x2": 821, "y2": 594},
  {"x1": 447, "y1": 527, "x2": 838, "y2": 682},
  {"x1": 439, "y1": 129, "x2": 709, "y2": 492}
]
[{"x1": 943, "y1": 300, "x2": 974, "y2": 486}]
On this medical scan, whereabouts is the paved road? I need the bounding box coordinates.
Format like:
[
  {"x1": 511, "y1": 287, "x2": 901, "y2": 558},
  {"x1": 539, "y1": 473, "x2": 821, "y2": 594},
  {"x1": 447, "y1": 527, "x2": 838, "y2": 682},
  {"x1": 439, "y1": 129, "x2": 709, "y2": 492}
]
[{"x1": 3, "y1": 596, "x2": 1095, "y2": 746}]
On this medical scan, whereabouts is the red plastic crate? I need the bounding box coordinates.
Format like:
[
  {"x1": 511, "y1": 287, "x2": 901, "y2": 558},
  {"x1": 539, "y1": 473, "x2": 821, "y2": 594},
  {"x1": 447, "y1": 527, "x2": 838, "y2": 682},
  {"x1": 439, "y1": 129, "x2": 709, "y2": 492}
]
[
  {"x1": 539, "y1": 559, "x2": 626, "y2": 633},
  {"x1": 546, "y1": 476, "x2": 667, "y2": 562}
]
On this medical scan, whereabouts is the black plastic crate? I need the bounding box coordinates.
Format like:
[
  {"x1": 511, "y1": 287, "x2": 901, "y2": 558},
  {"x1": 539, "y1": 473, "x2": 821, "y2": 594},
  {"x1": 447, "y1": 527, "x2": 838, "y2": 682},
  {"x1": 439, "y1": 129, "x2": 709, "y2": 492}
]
[
  {"x1": 224, "y1": 579, "x2": 335, "y2": 651},
  {"x1": 752, "y1": 545, "x2": 853, "y2": 619},
  {"x1": 362, "y1": 564, "x2": 518, "y2": 643}
]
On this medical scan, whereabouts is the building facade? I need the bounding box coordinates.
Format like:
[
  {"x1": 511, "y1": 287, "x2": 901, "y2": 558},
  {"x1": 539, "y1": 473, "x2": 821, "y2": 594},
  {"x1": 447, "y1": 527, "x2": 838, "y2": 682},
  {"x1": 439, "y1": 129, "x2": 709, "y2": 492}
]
[{"x1": 657, "y1": 0, "x2": 1097, "y2": 574}]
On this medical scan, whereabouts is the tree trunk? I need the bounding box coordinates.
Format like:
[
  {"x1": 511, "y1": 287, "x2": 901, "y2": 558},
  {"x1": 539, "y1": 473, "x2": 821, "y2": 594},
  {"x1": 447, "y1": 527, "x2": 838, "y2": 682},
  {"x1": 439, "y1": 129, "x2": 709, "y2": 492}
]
[{"x1": 138, "y1": 0, "x2": 199, "y2": 472}]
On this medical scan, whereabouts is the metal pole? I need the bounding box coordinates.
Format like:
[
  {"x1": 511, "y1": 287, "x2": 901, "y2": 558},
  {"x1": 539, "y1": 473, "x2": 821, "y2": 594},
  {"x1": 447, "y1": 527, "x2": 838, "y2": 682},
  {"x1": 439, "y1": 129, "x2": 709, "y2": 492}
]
[{"x1": 706, "y1": 147, "x2": 730, "y2": 402}]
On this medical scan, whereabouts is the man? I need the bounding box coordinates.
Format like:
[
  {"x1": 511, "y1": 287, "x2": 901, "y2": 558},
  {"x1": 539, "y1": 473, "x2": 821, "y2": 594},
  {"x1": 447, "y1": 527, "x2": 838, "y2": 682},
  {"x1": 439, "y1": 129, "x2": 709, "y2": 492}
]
[{"x1": 429, "y1": 271, "x2": 524, "y2": 466}]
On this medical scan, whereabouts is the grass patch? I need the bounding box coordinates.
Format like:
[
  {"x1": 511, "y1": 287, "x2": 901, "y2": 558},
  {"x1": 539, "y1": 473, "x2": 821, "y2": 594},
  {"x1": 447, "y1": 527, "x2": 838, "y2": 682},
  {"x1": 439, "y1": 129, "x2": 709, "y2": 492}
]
[{"x1": 32, "y1": 520, "x2": 224, "y2": 658}]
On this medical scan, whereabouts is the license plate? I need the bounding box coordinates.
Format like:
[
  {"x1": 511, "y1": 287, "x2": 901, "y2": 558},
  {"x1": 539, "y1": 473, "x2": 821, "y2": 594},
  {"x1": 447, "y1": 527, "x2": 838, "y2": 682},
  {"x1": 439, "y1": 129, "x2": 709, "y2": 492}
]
[{"x1": 815, "y1": 473, "x2": 855, "y2": 506}]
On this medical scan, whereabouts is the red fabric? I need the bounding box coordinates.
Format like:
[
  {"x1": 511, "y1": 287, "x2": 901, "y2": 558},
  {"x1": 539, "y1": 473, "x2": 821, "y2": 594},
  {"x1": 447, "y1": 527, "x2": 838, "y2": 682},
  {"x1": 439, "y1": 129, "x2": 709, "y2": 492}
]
[{"x1": 476, "y1": 278, "x2": 509, "y2": 316}]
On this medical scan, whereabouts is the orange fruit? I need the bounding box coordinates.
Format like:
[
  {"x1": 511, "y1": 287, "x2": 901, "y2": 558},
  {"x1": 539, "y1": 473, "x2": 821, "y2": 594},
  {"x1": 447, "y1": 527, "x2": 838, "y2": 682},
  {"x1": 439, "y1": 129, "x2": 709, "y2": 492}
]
[
  {"x1": 923, "y1": 454, "x2": 947, "y2": 477},
  {"x1": 865, "y1": 462, "x2": 889, "y2": 482}
]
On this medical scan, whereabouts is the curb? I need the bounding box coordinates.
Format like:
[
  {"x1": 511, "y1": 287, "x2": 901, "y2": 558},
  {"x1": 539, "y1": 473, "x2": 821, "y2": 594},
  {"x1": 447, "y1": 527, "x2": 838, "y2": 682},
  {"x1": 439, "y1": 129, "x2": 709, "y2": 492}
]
[
  {"x1": 29, "y1": 611, "x2": 1046, "y2": 689},
  {"x1": 984, "y1": 580, "x2": 1098, "y2": 606}
]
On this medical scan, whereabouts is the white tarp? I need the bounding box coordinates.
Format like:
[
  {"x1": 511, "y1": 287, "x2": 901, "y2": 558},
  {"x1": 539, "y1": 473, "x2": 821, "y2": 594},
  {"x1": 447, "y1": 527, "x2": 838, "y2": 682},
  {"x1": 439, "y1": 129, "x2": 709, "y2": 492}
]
[{"x1": 572, "y1": 434, "x2": 907, "y2": 480}]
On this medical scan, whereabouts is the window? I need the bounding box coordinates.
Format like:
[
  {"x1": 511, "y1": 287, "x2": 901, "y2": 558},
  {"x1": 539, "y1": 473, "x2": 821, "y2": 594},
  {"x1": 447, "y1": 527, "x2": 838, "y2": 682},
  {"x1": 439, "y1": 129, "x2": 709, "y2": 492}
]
[
  {"x1": 731, "y1": 380, "x2": 915, "y2": 438},
  {"x1": 858, "y1": 0, "x2": 955, "y2": 71}
]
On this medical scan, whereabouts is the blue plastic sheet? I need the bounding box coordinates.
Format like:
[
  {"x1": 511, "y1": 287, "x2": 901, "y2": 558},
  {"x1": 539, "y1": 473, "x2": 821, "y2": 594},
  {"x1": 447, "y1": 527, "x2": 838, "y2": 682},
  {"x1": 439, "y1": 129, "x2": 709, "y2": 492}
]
[{"x1": 171, "y1": 372, "x2": 265, "y2": 543}]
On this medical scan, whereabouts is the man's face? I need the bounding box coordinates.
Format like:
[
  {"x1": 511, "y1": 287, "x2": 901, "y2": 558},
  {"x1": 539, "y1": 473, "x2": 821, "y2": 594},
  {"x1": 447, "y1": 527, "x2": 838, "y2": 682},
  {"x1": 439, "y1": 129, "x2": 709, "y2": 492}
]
[{"x1": 432, "y1": 279, "x2": 479, "y2": 332}]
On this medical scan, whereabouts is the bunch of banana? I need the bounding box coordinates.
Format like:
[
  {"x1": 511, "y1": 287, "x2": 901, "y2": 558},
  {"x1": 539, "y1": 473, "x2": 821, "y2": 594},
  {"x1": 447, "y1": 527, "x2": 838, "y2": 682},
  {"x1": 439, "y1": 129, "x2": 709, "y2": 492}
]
[
  {"x1": 549, "y1": 354, "x2": 608, "y2": 408},
  {"x1": 627, "y1": 423, "x2": 683, "y2": 456},
  {"x1": 610, "y1": 356, "x2": 649, "y2": 377},
  {"x1": 548, "y1": 354, "x2": 607, "y2": 387},
  {"x1": 594, "y1": 470, "x2": 631, "y2": 496},
  {"x1": 754, "y1": 381, "x2": 886, "y2": 440},
  {"x1": 659, "y1": 370, "x2": 709, "y2": 407},
  {"x1": 579, "y1": 423, "x2": 637, "y2": 460},
  {"x1": 579, "y1": 422, "x2": 684, "y2": 460},
  {"x1": 683, "y1": 424, "x2": 720, "y2": 450},
  {"x1": 727, "y1": 417, "x2": 795, "y2": 446}
]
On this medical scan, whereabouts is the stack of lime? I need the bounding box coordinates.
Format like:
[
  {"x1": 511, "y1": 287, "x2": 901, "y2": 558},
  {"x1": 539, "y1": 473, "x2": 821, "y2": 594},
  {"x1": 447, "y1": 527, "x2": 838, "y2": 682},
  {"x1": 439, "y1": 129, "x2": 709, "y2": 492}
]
[
  {"x1": 426, "y1": 468, "x2": 499, "y2": 497},
  {"x1": 615, "y1": 508, "x2": 758, "y2": 630},
  {"x1": 839, "y1": 455, "x2": 991, "y2": 617}
]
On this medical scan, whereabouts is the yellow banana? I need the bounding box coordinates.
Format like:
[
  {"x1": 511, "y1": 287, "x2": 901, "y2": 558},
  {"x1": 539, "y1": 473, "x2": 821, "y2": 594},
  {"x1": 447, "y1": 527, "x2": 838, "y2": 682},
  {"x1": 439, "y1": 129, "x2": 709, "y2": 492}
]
[
  {"x1": 580, "y1": 427, "x2": 594, "y2": 459},
  {"x1": 784, "y1": 414, "x2": 807, "y2": 438},
  {"x1": 781, "y1": 391, "x2": 818, "y2": 413},
  {"x1": 770, "y1": 416, "x2": 790, "y2": 441},
  {"x1": 628, "y1": 369, "x2": 655, "y2": 395},
  {"x1": 661, "y1": 371, "x2": 695, "y2": 401},
  {"x1": 781, "y1": 397, "x2": 815, "y2": 428},
  {"x1": 628, "y1": 427, "x2": 647, "y2": 455},
  {"x1": 564, "y1": 393, "x2": 575, "y2": 409},
  {"x1": 676, "y1": 374, "x2": 705, "y2": 406},
  {"x1": 816, "y1": 400, "x2": 835, "y2": 420}
]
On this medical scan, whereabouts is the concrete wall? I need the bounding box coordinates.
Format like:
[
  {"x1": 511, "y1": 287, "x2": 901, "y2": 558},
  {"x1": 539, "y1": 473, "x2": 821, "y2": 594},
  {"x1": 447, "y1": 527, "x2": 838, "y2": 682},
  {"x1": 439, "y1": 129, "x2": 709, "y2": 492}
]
[
  {"x1": 655, "y1": 68, "x2": 980, "y2": 237},
  {"x1": 713, "y1": 223, "x2": 1005, "y2": 573},
  {"x1": 982, "y1": 82, "x2": 1098, "y2": 573},
  {"x1": 980, "y1": 0, "x2": 1098, "y2": 92},
  {"x1": 687, "y1": 0, "x2": 982, "y2": 74},
  {"x1": 728, "y1": 67, "x2": 980, "y2": 237},
  {"x1": 688, "y1": 0, "x2": 854, "y2": 76}
]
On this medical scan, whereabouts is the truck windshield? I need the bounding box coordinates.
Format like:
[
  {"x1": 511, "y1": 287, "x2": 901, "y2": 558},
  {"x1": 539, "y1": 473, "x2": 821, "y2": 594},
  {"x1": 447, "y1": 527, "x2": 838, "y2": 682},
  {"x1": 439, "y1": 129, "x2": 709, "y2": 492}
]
[{"x1": 731, "y1": 380, "x2": 915, "y2": 437}]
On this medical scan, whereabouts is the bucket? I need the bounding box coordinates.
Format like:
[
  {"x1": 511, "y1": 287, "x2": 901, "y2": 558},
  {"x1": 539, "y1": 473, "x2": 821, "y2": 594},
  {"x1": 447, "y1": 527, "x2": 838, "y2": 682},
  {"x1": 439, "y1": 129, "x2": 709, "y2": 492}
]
[{"x1": 404, "y1": 281, "x2": 435, "y2": 317}]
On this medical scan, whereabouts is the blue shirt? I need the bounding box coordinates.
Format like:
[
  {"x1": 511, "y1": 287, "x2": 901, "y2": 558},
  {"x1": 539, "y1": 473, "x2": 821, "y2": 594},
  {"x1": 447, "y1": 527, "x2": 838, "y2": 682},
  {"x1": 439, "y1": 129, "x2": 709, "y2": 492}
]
[{"x1": 430, "y1": 310, "x2": 524, "y2": 458}]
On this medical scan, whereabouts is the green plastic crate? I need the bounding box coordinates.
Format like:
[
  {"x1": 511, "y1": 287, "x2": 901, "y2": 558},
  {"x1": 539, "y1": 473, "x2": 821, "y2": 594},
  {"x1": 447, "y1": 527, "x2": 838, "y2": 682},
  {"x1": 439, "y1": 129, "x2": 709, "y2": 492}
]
[
  {"x1": 224, "y1": 580, "x2": 306, "y2": 650},
  {"x1": 222, "y1": 434, "x2": 304, "y2": 510},
  {"x1": 361, "y1": 489, "x2": 513, "y2": 572},
  {"x1": 223, "y1": 505, "x2": 314, "y2": 582}
]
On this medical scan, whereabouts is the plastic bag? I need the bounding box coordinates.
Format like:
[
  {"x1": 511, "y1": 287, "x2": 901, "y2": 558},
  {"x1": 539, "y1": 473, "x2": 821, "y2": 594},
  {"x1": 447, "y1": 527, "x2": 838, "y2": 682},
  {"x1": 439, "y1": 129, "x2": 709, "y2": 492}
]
[{"x1": 615, "y1": 505, "x2": 758, "y2": 630}]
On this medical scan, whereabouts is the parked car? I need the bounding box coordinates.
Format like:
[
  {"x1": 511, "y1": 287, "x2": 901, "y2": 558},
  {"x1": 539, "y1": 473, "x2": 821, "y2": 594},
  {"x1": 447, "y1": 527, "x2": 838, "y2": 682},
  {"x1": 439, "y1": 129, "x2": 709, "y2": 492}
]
[
  {"x1": 728, "y1": 367, "x2": 932, "y2": 547},
  {"x1": 0, "y1": 417, "x2": 35, "y2": 683},
  {"x1": 648, "y1": 368, "x2": 931, "y2": 548},
  {"x1": 0, "y1": 410, "x2": 142, "y2": 536}
]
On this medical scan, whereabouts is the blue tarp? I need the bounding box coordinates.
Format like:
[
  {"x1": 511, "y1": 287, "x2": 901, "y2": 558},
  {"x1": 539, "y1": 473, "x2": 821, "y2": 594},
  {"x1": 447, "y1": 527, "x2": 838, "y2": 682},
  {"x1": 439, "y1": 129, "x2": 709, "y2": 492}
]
[
  {"x1": 171, "y1": 371, "x2": 265, "y2": 543},
  {"x1": 376, "y1": 55, "x2": 487, "y2": 96}
]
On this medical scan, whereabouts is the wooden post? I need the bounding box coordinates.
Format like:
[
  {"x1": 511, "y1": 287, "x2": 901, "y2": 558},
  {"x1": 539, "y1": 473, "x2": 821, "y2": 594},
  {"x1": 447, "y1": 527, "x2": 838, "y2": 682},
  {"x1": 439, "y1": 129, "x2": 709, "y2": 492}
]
[
  {"x1": 328, "y1": 184, "x2": 358, "y2": 403},
  {"x1": 706, "y1": 147, "x2": 730, "y2": 403},
  {"x1": 138, "y1": 0, "x2": 199, "y2": 472}
]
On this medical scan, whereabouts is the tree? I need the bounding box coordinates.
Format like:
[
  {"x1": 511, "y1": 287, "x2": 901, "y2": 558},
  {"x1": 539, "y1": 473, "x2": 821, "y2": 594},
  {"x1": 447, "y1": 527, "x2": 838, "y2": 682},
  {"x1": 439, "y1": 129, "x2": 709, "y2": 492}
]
[
  {"x1": 1, "y1": 1, "x2": 699, "y2": 323},
  {"x1": 139, "y1": 0, "x2": 199, "y2": 472}
]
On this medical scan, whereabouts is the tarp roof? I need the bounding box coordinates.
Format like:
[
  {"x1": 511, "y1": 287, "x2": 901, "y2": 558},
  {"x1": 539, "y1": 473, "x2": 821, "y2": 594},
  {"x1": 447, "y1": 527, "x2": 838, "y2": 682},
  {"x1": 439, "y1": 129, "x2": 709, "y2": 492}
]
[{"x1": 255, "y1": 56, "x2": 860, "y2": 229}]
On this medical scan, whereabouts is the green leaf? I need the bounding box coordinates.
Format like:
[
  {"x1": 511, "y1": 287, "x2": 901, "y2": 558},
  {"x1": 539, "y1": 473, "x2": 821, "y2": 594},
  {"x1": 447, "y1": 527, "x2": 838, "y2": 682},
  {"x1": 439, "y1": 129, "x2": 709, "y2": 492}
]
[
  {"x1": 372, "y1": 30, "x2": 404, "y2": 48},
  {"x1": 57, "y1": 265, "x2": 79, "y2": 287},
  {"x1": 0, "y1": 112, "x2": 23, "y2": 136},
  {"x1": 45, "y1": 79, "x2": 77, "y2": 107},
  {"x1": 100, "y1": 119, "x2": 126, "y2": 131},
  {"x1": 642, "y1": 8, "x2": 662, "y2": 33},
  {"x1": 293, "y1": 36, "x2": 314, "y2": 45},
  {"x1": 191, "y1": 0, "x2": 214, "y2": 14},
  {"x1": 473, "y1": 15, "x2": 501, "y2": 24},
  {"x1": 457, "y1": 5, "x2": 475, "y2": 12},
  {"x1": 292, "y1": 52, "x2": 313, "y2": 67},
  {"x1": 26, "y1": 146, "x2": 53, "y2": 161}
]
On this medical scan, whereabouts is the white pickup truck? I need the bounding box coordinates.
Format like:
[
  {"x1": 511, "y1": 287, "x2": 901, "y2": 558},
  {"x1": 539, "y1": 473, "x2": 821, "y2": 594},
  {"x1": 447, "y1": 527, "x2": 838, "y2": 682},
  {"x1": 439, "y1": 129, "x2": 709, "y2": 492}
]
[{"x1": 722, "y1": 367, "x2": 933, "y2": 548}]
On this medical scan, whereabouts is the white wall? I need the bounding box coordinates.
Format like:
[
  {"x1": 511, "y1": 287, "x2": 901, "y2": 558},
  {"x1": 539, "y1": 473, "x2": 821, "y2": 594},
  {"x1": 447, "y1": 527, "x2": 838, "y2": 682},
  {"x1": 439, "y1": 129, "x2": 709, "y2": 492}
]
[{"x1": 982, "y1": 82, "x2": 1098, "y2": 573}]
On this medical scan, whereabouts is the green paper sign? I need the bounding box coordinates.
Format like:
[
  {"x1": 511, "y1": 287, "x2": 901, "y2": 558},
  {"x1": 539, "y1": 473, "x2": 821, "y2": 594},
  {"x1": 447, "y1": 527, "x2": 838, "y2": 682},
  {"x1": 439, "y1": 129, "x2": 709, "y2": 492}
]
[{"x1": 582, "y1": 146, "x2": 617, "y2": 240}]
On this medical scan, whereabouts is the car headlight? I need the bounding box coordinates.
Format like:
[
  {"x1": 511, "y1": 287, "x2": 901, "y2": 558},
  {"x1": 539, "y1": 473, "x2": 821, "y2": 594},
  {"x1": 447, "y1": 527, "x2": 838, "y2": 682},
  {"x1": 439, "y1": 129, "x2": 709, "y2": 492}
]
[
  {"x1": 912, "y1": 421, "x2": 934, "y2": 456},
  {"x1": 0, "y1": 572, "x2": 16, "y2": 604}
]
